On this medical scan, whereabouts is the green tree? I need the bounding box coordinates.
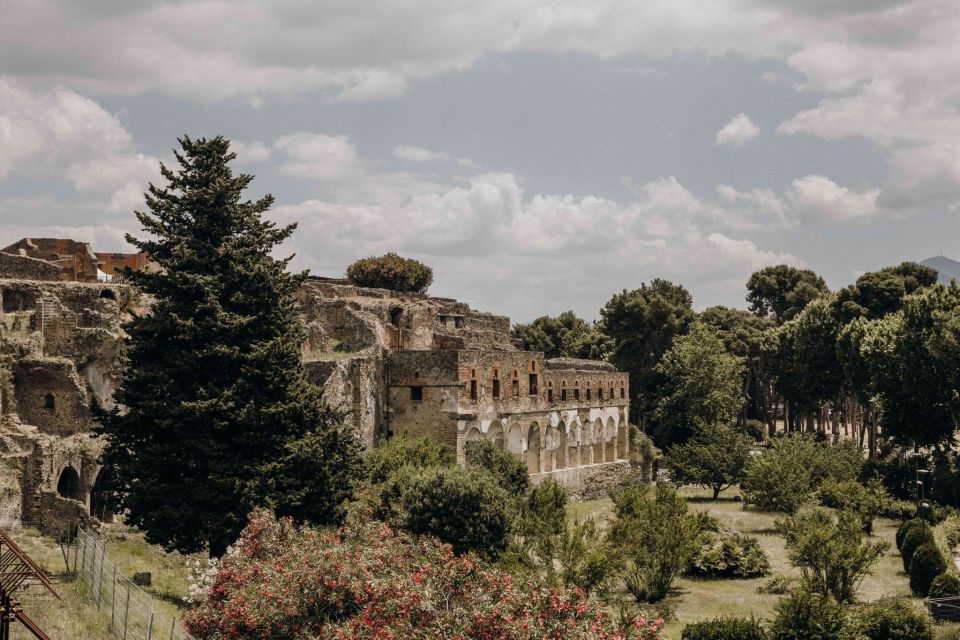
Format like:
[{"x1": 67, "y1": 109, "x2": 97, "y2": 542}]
[
  {"x1": 834, "y1": 262, "x2": 938, "y2": 323},
  {"x1": 609, "y1": 484, "x2": 705, "y2": 602},
  {"x1": 666, "y1": 424, "x2": 752, "y2": 499},
  {"x1": 345, "y1": 252, "x2": 433, "y2": 292},
  {"x1": 746, "y1": 264, "x2": 829, "y2": 324},
  {"x1": 776, "y1": 509, "x2": 889, "y2": 603},
  {"x1": 97, "y1": 136, "x2": 361, "y2": 555},
  {"x1": 651, "y1": 323, "x2": 745, "y2": 448},
  {"x1": 512, "y1": 311, "x2": 611, "y2": 360},
  {"x1": 769, "y1": 589, "x2": 850, "y2": 640},
  {"x1": 601, "y1": 279, "x2": 696, "y2": 428},
  {"x1": 365, "y1": 435, "x2": 456, "y2": 484},
  {"x1": 465, "y1": 438, "x2": 530, "y2": 496}
]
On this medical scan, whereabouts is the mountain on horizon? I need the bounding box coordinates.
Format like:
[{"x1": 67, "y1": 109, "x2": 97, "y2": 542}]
[{"x1": 921, "y1": 255, "x2": 960, "y2": 285}]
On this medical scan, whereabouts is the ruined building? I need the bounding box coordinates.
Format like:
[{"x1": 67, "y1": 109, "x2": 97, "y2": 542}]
[{"x1": 0, "y1": 239, "x2": 632, "y2": 529}]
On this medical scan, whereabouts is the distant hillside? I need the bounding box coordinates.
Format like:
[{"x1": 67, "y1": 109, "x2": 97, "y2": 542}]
[{"x1": 921, "y1": 255, "x2": 960, "y2": 285}]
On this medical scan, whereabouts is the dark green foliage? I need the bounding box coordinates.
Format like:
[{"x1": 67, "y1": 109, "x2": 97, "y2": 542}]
[
  {"x1": 555, "y1": 518, "x2": 616, "y2": 596},
  {"x1": 666, "y1": 424, "x2": 752, "y2": 499},
  {"x1": 834, "y1": 262, "x2": 939, "y2": 323},
  {"x1": 688, "y1": 533, "x2": 771, "y2": 579},
  {"x1": 512, "y1": 311, "x2": 611, "y2": 360},
  {"x1": 681, "y1": 616, "x2": 767, "y2": 640},
  {"x1": 465, "y1": 438, "x2": 529, "y2": 496},
  {"x1": 365, "y1": 435, "x2": 456, "y2": 484},
  {"x1": 746, "y1": 265, "x2": 830, "y2": 324},
  {"x1": 897, "y1": 519, "x2": 926, "y2": 550},
  {"x1": 769, "y1": 589, "x2": 849, "y2": 640},
  {"x1": 609, "y1": 484, "x2": 706, "y2": 602},
  {"x1": 776, "y1": 509, "x2": 889, "y2": 603},
  {"x1": 397, "y1": 465, "x2": 513, "y2": 556},
  {"x1": 97, "y1": 136, "x2": 361, "y2": 556},
  {"x1": 929, "y1": 572, "x2": 960, "y2": 598},
  {"x1": 909, "y1": 543, "x2": 947, "y2": 597},
  {"x1": 518, "y1": 478, "x2": 567, "y2": 537},
  {"x1": 345, "y1": 252, "x2": 433, "y2": 292},
  {"x1": 601, "y1": 279, "x2": 696, "y2": 427},
  {"x1": 851, "y1": 596, "x2": 933, "y2": 640},
  {"x1": 901, "y1": 524, "x2": 936, "y2": 572},
  {"x1": 817, "y1": 478, "x2": 893, "y2": 533},
  {"x1": 744, "y1": 419, "x2": 767, "y2": 442}
]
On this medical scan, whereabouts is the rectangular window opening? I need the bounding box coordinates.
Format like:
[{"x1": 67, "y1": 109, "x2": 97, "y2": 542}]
[
  {"x1": 547, "y1": 389, "x2": 554, "y2": 402},
  {"x1": 470, "y1": 380, "x2": 478, "y2": 401},
  {"x1": 528, "y1": 374, "x2": 538, "y2": 396},
  {"x1": 512, "y1": 379, "x2": 520, "y2": 397},
  {"x1": 410, "y1": 386, "x2": 423, "y2": 401},
  {"x1": 493, "y1": 379, "x2": 501, "y2": 399},
  {"x1": 561, "y1": 389, "x2": 567, "y2": 402}
]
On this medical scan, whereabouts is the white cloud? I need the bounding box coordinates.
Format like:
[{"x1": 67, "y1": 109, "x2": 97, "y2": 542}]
[
  {"x1": 273, "y1": 133, "x2": 364, "y2": 180},
  {"x1": 715, "y1": 113, "x2": 760, "y2": 147},
  {"x1": 231, "y1": 140, "x2": 272, "y2": 164},
  {"x1": 787, "y1": 175, "x2": 880, "y2": 221},
  {"x1": 393, "y1": 145, "x2": 450, "y2": 163}
]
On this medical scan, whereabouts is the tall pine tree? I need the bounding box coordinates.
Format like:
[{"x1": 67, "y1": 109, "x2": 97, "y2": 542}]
[{"x1": 98, "y1": 136, "x2": 362, "y2": 555}]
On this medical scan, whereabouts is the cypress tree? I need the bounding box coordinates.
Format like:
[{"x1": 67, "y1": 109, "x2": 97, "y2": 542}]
[{"x1": 97, "y1": 136, "x2": 362, "y2": 555}]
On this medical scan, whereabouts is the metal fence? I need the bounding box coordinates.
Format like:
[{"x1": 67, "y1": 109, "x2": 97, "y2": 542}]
[
  {"x1": 69, "y1": 526, "x2": 195, "y2": 640},
  {"x1": 927, "y1": 596, "x2": 960, "y2": 622}
]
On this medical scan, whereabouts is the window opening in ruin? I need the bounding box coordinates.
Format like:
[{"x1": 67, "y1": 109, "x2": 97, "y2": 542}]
[
  {"x1": 470, "y1": 380, "x2": 478, "y2": 401},
  {"x1": 493, "y1": 379, "x2": 501, "y2": 399},
  {"x1": 528, "y1": 373, "x2": 538, "y2": 395},
  {"x1": 574, "y1": 388, "x2": 580, "y2": 401},
  {"x1": 454, "y1": 317, "x2": 464, "y2": 328},
  {"x1": 620, "y1": 388, "x2": 625, "y2": 399},
  {"x1": 99, "y1": 288, "x2": 116, "y2": 300},
  {"x1": 586, "y1": 388, "x2": 591, "y2": 401},
  {"x1": 512, "y1": 379, "x2": 520, "y2": 397},
  {"x1": 90, "y1": 468, "x2": 114, "y2": 522},
  {"x1": 410, "y1": 386, "x2": 423, "y2": 401},
  {"x1": 44, "y1": 393, "x2": 55, "y2": 410},
  {"x1": 598, "y1": 388, "x2": 604, "y2": 400},
  {"x1": 56, "y1": 466, "x2": 83, "y2": 501},
  {"x1": 390, "y1": 308, "x2": 403, "y2": 326},
  {"x1": 548, "y1": 389, "x2": 554, "y2": 402},
  {"x1": 560, "y1": 389, "x2": 567, "y2": 401}
]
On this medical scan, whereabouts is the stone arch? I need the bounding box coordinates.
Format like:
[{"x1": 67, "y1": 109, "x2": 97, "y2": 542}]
[
  {"x1": 90, "y1": 467, "x2": 114, "y2": 522},
  {"x1": 99, "y1": 288, "x2": 117, "y2": 300},
  {"x1": 526, "y1": 423, "x2": 541, "y2": 474},
  {"x1": 542, "y1": 424, "x2": 557, "y2": 473},
  {"x1": 605, "y1": 417, "x2": 617, "y2": 462},
  {"x1": 567, "y1": 422, "x2": 581, "y2": 467},
  {"x1": 464, "y1": 426, "x2": 482, "y2": 459},
  {"x1": 487, "y1": 421, "x2": 505, "y2": 449},
  {"x1": 555, "y1": 422, "x2": 567, "y2": 470},
  {"x1": 617, "y1": 421, "x2": 629, "y2": 460},
  {"x1": 579, "y1": 421, "x2": 593, "y2": 465},
  {"x1": 592, "y1": 419, "x2": 604, "y2": 463},
  {"x1": 507, "y1": 422, "x2": 524, "y2": 460},
  {"x1": 56, "y1": 466, "x2": 83, "y2": 502}
]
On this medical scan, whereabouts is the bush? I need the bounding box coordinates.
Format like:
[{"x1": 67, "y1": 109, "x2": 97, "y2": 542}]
[
  {"x1": 899, "y1": 519, "x2": 926, "y2": 550},
  {"x1": 817, "y1": 478, "x2": 893, "y2": 533},
  {"x1": 345, "y1": 252, "x2": 433, "y2": 292},
  {"x1": 769, "y1": 589, "x2": 849, "y2": 640},
  {"x1": 365, "y1": 435, "x2": 455, "y2": 484},
  {"x1": 910, "y1": 543, "x2": 948, "y2": 597},
  {"x1": 465, "y1": 438, "x2": 529, "y2": 496},
  {"x1": 935, "y1": 624, "x2": 960, "y2": 640},
  {"x1": 744, "y1": 420, "x2": 767, "y2": 442},
  {"x1": 756, "y1": 573, "x2": 794, "y2": 595},
  {"x1": 688, "y1": 533, "x2": 771, "y2": 579},
  {"x1": 929, "y1": 572, "x2": 960, "y2": 599},
  {"x1": 852, "y1": 596, "x2": 933, "y2": 640},
  {"x1": 902, "y1": 524, "x2": 936, "y2": 572},
  {"x1": 186, "y1": 508, "x2": 666, "y2": 640},
  {"x1": 681, "y1": 616, "x2": 767, "y2": 640},
  {"x1": 398, "y1": 466, "x2": 514, "y2": 556}
]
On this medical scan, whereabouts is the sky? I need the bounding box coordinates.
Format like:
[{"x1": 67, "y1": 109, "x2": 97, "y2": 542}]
[{"x1": 0, "y1": 1, "x2": 958, "y2": 323}]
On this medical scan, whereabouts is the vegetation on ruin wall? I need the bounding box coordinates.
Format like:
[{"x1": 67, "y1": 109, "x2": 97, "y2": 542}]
[{"x1": 345, "y1": 252, "x2": 433, "y2": 293}]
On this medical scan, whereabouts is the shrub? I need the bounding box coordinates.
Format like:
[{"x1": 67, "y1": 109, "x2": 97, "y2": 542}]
[
  {"x1": 556, "y1": 518, "x2": 617, "y2": 596},
  {"x1": 610, "y1": 484, "x2": 706, "y2": 602},
  {"x1": 818, "y1": 478, "x2": 893, "y2": 533},
  {"x1": 898, "y1": 519, "x2": 926, "y2": 550},
  {"x1": 768, "y1": 589, "x2": 849, "y2": 640},
  {"x1": 186, "y1": 508, "x2": 666, "y2": 640},
  {"x1": 681, "y1": 616, "x2": 767, "y2": 640},
  {"x1": 929, "y1": 572, "x2": 960, "y2": 599},
  {"x1": 399, "y1": 465, "x2": 513, "y2": 555},
  {"x1": 365, "y1": 435, "x2": 455, "y2": 484},
  {"x1": 902, "y1": 524, "x2": 936, "y2": 572},
  {"x1": 345, "y1": 252, "x2": 433, "y2": 292},
  {"x1": 688, "y1": 533, "x2": 771, "y2": 579},
  {"x1": 776, "y1": 508, "x2": 889, "y2": 603},
  {"x1": 756, "y1": 573, "x2": 794, "y2": 595},
  {"x1": 465, "y1": 438, "x2": 529, "y2": 496},
  {"x1": 851, "y1": 596, "x2": 933, "y2": 640},
  {"x1": 935, "y1": 624, "x2": 960, "y2": 640},
  {"x1": 744, "y1": 420, "x2": 767, "y2": 442},
  {"x1": 910, "y1": 543, "x2": 948, "y2": 597}
]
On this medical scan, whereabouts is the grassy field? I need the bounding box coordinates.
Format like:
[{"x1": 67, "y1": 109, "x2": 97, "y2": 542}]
[
  {"x1": 6, "y1": 524, "x2": 196, "y2": 640},
  {"x1": 569, "y1": 486, "x2": 920, "y2": 638}
]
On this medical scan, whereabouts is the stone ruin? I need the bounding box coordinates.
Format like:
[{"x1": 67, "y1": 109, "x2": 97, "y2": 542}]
[{"x1": 0, "y1": 239, "x2": 635, "y2": 531}]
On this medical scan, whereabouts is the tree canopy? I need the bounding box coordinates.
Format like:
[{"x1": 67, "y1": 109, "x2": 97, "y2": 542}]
[
  {"x1": 512, "y1": 311, "x2": 610, "y2": 360},
  {"x1": 746, "y1": 264, "x2": 829, "y2": 324},
  {"x1": 345, "y1": 252, "x2": 433, "y2": 292}
]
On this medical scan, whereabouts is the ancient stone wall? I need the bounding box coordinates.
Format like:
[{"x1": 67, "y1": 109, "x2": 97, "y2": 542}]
[{"x1": 0, "y1": 252, "x2": 63, "y2": 281}]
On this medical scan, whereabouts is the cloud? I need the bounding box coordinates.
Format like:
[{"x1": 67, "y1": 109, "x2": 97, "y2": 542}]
[
  {"x1": 231, "y1": 140, "x2": 272, "y2": 164},
  {"x1": 274, "y1": 133, "x2": 365, "y2": 180},
  {"x1": 787, "y1": 174, "x2": 880, "y2": 221},
  {"x1": 715, "y1": 113, "x2": 760, "y2": 147},
  {"x1": 393, "y1": 145, "x2": 450, "y2": 163}
]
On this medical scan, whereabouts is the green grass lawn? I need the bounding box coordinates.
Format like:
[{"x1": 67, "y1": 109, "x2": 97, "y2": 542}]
[{"x1": 568, "y1": 486, "x2": 920, "y2": 639}]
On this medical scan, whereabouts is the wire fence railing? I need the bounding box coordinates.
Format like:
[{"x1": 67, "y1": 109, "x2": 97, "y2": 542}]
[{"x1": 68, "y1": 526, "x2": 195, "y2": 640}]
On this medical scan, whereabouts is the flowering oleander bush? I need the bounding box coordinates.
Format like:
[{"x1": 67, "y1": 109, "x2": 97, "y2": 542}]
[{"x1": 185, "y1": 508, "x2": 664, "y2": 640}]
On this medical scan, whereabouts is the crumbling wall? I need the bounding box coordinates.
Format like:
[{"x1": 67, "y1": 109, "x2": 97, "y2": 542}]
[
  {"x1": 13, "y1": 358, "x2": 89, "y2": 436},
  {"x1": 387, "y1": 350, "x2": 460, "y2": 448},
  {"x1": 0, "y1": 252, "x2": 62, "y2": 281}
]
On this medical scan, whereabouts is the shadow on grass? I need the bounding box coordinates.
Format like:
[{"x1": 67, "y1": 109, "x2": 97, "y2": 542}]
[{"x1": 687, "y1": 496, "x2": 744, "y2": 503}]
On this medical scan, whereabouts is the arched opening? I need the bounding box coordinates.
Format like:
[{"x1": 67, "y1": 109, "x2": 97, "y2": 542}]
[
  {"x1": 464, "y1": 426, "x2": 483, "y2": 460},
  {"x1": 487, "y1": 421, "x2": 505, "y2": 449},
  {"x1": 617, "y1": 422, "x2": 629, "y2": 460},
  {"x1": 44, "y1": 393, "x2": 55, "y2": 410},
  {"x1": 605, "y1": 417, "x2": 617, "y2": 462},
  {"x1": 507, "y1": 422, "x2": 524, "y2": 460},
  {"x1": 542, "y1": 425, "x2": 557, "y2": 473},
  {"x1": 526, "y1": 423, "x2": 541, "y2": 474},
  {"x1": 389, "y1": 307, "x2": 403, "y2": 326},
  {"x1": 90, "y1": 468, "x2": 114, "y2": 522},
  {"x1": 99, "y1": 288, "x2": 117, "y2": 300},
  {"x1": 592, "y1": 419, "x2": 604, "y2": 464},
  {"x1": 568, "y1": 423, "x2": 581, "y2": 467},
  {"x1": 555, "y1": 423, "x2": 567, "y2": 470},
  {"x1": 56, "y1": 466, "x2": 83, "y2": 502}
]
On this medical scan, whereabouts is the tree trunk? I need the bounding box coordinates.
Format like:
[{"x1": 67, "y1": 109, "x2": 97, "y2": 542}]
[{"x1": 831, "y1": 402, "x2": 840, "y2": 444}]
